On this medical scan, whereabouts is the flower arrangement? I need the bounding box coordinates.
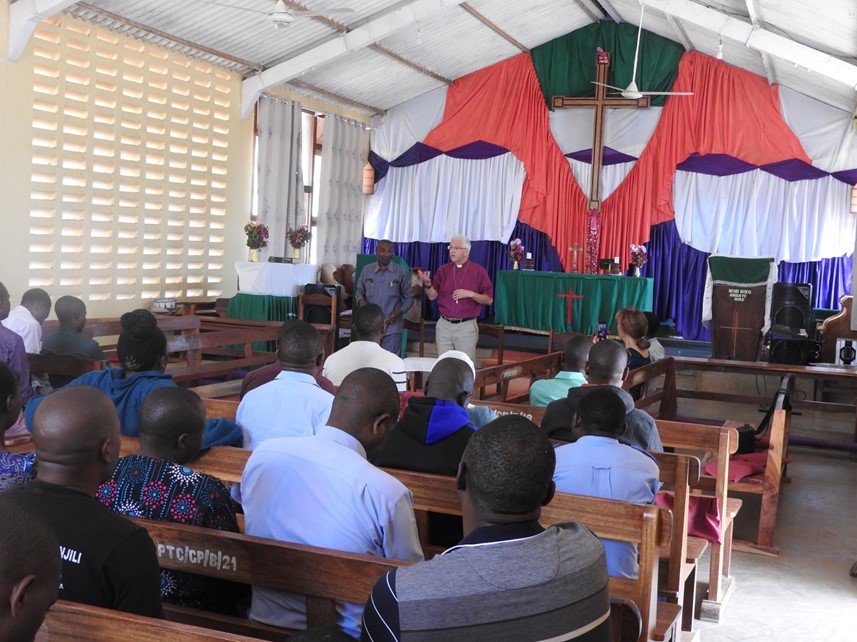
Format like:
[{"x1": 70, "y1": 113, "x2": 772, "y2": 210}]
[
  {"x1": 288, "y1": 225, "x2": 312, "y2": 249},
  {"x1": 508, "y1": 238, "x2": 525, "y2": 263},
  {"x1": 630, "y1": 243, "x2": 648, "y2": 268},
  {"x1": 244, "y1": 221, "x2": 269, "y2": 250}
]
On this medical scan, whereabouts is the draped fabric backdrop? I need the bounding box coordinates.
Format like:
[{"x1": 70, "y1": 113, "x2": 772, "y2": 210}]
[
  {"x1": 316, "y1": 115, "x2": 366, "y2": 265},
  {"x1": 364, "y1": 21, "x2": 855, "y2": 337},
  {"x1": 256, "y1": 95, "x2": 304, "y2": 259}
]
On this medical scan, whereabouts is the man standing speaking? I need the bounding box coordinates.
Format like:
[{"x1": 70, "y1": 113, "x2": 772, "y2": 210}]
[
  {"x1": 356, "y1": 240, "x2": 413, "y2": 356},
  {"x1": 420, "y1": 235, "x2": 493, "y2": 364}
]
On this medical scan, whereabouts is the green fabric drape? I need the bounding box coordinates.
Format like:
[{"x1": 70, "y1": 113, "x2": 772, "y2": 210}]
[
  {"x1": 226, "y1": 293, "x2": 296, "y2": 351},
  {"x1": 494, "y1": 271, "x2": 654, "y2": 333},
  {"x1": 531, "y1": 21, "x2": 686, "y2": 108}
]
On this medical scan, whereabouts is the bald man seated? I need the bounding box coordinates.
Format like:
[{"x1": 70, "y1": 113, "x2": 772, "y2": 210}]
[
  {"x1": 375, "y1": 357, "x2": 476, "y2": 476},
  {"x1": 541, "y1": 339, "x2": 663, "y2": 452},
  {"x1": 0, "y1": 496, "x2": 61, "y2": 642},
  {"x1": 1, "y1": 386, "x2": 163, "y2": 618},
  {"x1": 98, "y1": 387, "x2": 247, "y2": 615},
  {"x1": 241, "y1": 368, "x2": 424, "y2": 638}
]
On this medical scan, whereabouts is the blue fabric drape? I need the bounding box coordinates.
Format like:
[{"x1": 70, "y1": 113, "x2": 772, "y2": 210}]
[{"x1": 364, "y1": 221, "x2": 564, "y2": 321}]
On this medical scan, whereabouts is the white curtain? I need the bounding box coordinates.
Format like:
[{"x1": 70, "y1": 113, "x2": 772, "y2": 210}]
[
  {"x1": 568, "y1": 158, "x2": 635, "y2": 203},
  {"x1": 674, "y1": 170, "x2": 856, "y2": 263},
  {"x1": 256, "y1": 95, "x2": 304, "y2": 259},
  {"x1": 363, "y1": 152, "x2": 524, "y2": 243},
  {"x1": 371, "y1": 86, "x2": 447, "y2": 161},
  {"x1": 316, "y1": 115, "x2": 366, "y2": 265}
]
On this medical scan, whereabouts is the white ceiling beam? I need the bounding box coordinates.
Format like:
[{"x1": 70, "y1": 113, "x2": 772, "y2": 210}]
[
  {"x1": 8, "y1": 0, "x2": 78, "y2": 61},
  {"x1": 743, "y1": 0, "x2": 775, "y2": 84},
  {"x1": 665, "y1": 13, "x2": 693, "y2": 51},
  {"x1": 597, "y1": 0, "x2": 623, "y2": 23},
  {"x1": 642, "y1": 0, "x2": 857, "y2": 90},
  {"x1": 241, "y1": 0, "x2": 468, "y2": 118}
]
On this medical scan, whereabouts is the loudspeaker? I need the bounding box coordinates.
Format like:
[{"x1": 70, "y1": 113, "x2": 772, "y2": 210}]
[
  {"x1": 769, "y1": 336, "x2": 809, "y2": 365},
  {"x1": 768, "y1": 325, "x2": 809, "y2": 365},
  {"x1": 301, "y1": 283, "x2": 341, "y2": 325},
  {"x1": 771, "y1": 282, "x2": 812, "y2": 331}
]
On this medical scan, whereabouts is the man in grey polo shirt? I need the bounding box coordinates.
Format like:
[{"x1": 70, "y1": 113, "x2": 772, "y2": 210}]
[{"x1": 356, "y1": 240, "x2": 413, "y2": 356}]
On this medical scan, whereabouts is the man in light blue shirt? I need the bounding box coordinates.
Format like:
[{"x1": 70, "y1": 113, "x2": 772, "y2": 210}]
[
  {"x1": 241, "y1": 368, "x2": 424, "y2": 638},
  {"x1": 356, "y1": 240, "x2": 413, "y2": 356},
  {"x1": 529, "y1": 334, "x2": 591, "y2": 407},
  {"x1": 236, "y1": 321, "x2": 333, "y2": 451},
  {"x1": 553, "y1": 387, "x2": 659, "y2": 578}
]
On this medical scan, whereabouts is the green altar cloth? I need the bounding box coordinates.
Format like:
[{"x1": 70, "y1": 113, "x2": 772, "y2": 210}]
[
  {"x1": 494, "y1": 271, "x2": 654, "y2": 334},
  {"x1": 226, "y1": 293, "x2": 297, "y2": 351}
]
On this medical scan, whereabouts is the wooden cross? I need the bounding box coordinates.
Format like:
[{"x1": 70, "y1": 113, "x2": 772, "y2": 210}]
[
  {"x1": 568, "y1": 243, "x2": 583, "y2": 273},
  {"x1": 557, "y1": 287, "x2": 585, "y2": 327},
  {"x1": 553, "y1": 49, "x2": 651, "y2": 272},
  {"x1": 723, "y1": 311, "x2": 757, "y2": 358}
]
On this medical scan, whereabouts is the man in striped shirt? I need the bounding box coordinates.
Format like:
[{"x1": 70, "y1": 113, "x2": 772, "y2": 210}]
[{"x1": 361, "y1": 414, "x2": 611, "y2": 642}]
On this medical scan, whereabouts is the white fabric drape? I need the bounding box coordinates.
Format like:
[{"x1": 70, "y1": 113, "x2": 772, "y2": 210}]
[
  {"x1": 779, "y1": 86, "x2": 857, "y2": 173},
  {"x1": 256, "y1": 95, "x2": 304, "y2": 259},
  {"x1": 363, "y1": 152, "x2": 525, "y2": 243},
  {"x1": 316, "y1": 115, "x2": 367, "y2": 265},
  {"x1": 371, "y1": 86, "x2": 447, "y2": 161},
  {"x1": 674, "y1": 170, "x2": 856, "y2": 263},
  {"x1": 549, "y1": 106, "x2": 663, "y2": 157},
  {"x1": 568, "y1": 158, "x2": 635, "y2": 203}
]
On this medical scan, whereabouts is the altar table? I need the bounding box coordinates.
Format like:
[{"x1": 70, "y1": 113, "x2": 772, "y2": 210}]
[
  {"x1": 235, "y1": 261, "x2": 318, "y2": 297},
  {"x1": 494, "y1": 271, "x2": 654, "y2": 334}
]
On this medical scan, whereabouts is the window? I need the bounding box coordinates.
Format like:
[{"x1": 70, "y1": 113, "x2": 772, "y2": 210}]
[
  {"x1": 29, "y1": 17, "x2": 232, "y2": 302},
  {"x1": 301, "y1": 110, "x2": 323, "y2": 264}
]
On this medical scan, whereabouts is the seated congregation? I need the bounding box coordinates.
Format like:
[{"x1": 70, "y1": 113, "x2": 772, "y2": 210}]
[{"x1": 0, "y1": 295, "x2": 762, "y2": 642}]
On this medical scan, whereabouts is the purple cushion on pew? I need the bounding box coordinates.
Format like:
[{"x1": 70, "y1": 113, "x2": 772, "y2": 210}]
[{"x1": 655, "y1": 492, "x2": 722, "y2": 544}]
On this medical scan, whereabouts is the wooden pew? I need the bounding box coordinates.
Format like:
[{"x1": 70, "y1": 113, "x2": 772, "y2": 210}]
[
  {"x1": 726, "y1": 375, "x2": 793, "y2": 555},
  {"x1": 384, "y1": 468, "x2": 679, "y2": 642},
  {"x1": 473, "y1": 352, "x2": 562, "y2": 403},
  {"x1": 166, "y1": 327, "x2": 279, "y2": 385},
  {"x1": 116, "y1": 436, "x2": 674, "y2": 640},
  {"x1": 27, "y1": 352, "x2": 103, "y2": 388},
  {"x1": 200, "y1": 316, "x2": 337, "y2": 361},
  {"x1": 650, "y1": 451, "x2": 704, "y2": 635},
  {"x1": 655, "y1": 420, "x2": 740, "y2": 623},
  {"x1": 470, "y1": 399, "x2": 546, "y2": 424},
  {"x1": 37, "y1": 600, "x2": 256, "y2": 641},
  {"x1": 623, "y1": 357, "x2": 678, "y2": 420}
]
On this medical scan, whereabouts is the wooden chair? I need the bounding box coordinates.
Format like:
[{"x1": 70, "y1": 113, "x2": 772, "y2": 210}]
[{"x1": 298, "y1": 290, "x2": 339, "y2": 351}]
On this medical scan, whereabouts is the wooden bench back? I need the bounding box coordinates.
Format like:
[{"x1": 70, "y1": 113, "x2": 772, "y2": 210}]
[
  {"x1": 473, "y1": 352, "x2": 562, "y2": 402},
  {"x1": 622, "y1": 357, "x2": 677, "y2": 420},
  {"x1": 469, "y1": 399, "x2": 546, "y2": 425},
  {"x1": 27, "y1": 353, "x2": 103, "y2": 379},
  {"x1": 202, "y1": 398, "x2": 239, "y2": 422},
  {"x1": 38, "y1": 600, "x2": 256, "y2": 642}
]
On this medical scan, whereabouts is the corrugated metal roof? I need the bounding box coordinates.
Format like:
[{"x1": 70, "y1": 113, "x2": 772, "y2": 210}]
[{"x1": 46, "y1": 0, "x2": 856, "y2": 116}]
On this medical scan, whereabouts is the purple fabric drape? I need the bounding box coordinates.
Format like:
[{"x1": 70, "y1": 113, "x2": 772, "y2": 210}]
[
  {"x1": 646, "y1": 220, "x2": 711, "y2": 341},
  {"x1": 363, "y1": 221, "x2": 564, "y2": 321},
  {"x1": 778, "y1": 256, "x2": 853, "y2": 310}
]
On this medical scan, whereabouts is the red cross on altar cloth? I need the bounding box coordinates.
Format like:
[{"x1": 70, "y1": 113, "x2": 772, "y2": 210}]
[{"x1": 557, "y1": 288, "x2": 585, "y2": 326}]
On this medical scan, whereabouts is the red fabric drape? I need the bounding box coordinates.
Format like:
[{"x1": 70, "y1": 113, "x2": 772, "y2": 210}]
[
  {"x1": 598, "y1": 51, "x2": 811, "y2": 266},
  {"x1": 423, "y1": 54, "x2": 586, "y2": 271},
  {"x1": 424, "y1": 50, "x2": 810, "y2": 272}
]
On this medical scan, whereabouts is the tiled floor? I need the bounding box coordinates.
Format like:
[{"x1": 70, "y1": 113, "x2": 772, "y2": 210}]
[{"x1": 677, "y1": 400, "x2": 857, "y2": 641}]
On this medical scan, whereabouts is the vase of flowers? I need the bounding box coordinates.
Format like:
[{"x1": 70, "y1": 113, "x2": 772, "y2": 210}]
[
  {"x1": 629, "y1": 243, "x2": 647, "y2": 277},
  {"x1": 244, "y1": 221, "x2": 269, "y2": 262},
  {"x1": 288, "y1": 225, "x2": 312, "y2": 261},
  {"x1": 509, "y1": 238, "x2": 525, "y2": 270}
]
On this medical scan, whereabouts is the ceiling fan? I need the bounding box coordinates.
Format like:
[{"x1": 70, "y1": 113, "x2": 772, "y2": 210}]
[
  {"x1": 207, "y1": 0, "x2": 354, "y2": 29},
  {"x1": 593, "y1": 3, "x2": 693, "y2": 100}
]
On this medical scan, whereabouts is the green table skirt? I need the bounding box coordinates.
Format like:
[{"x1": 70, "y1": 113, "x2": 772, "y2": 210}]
[
  {"x1": 494, "y1": 271, "x2": 654, "y2": 334},
  {"x1": 226, "y1": 293, "x2": 297, "y2": 351}
]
